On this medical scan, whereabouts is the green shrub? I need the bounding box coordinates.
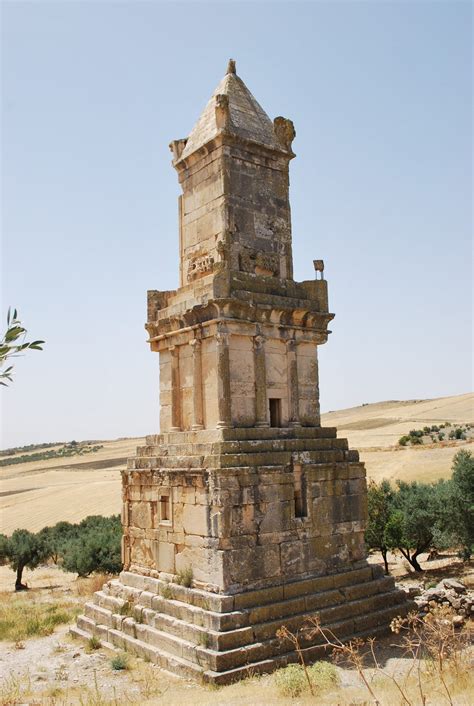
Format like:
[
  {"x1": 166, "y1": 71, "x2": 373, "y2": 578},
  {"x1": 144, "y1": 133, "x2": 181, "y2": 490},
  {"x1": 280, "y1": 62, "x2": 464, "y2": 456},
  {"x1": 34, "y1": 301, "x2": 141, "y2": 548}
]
[
  {"x1": 110, "y1": 652, "x2": 129, "y2": 671},
  {"x1": 175, "y1": 566, "x2": 193, "y2": 588},
  {"x1": 59, "y1": 515, "x2": 122, "y2": 577},
  {"x1": 119, "y1": 601, "x2": 133, "y2": 617},
  {"x1": 87, "y1": 635, "x2": 101, "y2": 651},
  {"x1": 160, "y1": 583, "x2": 173, "y2": 600},
  {"x1": 411, "y1": 436, "x2": 423, "y2": 445},
  {"x1": 308, "y1": 661, "x2": 339, "y2": 690},
  {"x1": 275, "y1": 664, "x2": 307, "y2": 697},
  {"x1": 398, "y1": 436, "x2": 410, "y2": 446}
]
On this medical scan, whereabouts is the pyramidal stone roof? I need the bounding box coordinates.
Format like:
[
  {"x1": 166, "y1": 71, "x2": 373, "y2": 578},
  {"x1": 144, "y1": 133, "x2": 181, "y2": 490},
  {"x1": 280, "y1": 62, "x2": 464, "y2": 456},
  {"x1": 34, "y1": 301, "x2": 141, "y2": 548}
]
[{"x1": 180, "y1": 60, "x2": 279, "y2": 160}]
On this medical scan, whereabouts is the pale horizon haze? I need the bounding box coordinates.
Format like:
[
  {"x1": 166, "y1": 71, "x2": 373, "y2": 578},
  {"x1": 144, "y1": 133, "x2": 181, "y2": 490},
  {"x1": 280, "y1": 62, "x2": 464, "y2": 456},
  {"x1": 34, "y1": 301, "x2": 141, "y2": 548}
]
[{"x1": 1, "y1": 1, "x2": 472, "y2": 448}]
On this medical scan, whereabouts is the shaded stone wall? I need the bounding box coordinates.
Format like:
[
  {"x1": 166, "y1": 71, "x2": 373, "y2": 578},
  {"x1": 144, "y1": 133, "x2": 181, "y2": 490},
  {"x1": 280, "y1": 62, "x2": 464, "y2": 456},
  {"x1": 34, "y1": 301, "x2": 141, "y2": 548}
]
[
  {"x1": 122, "y1": 438, "x2": 367, "y2": 594},
  {"x1": 178, "y1": 145, "x2": 226, "y2": 287},
  {"x1": 225, "y1": 146, "x2": 293, "y2": 280},
  {"x1": 157, "y1": 327, "x2": 322, "y2": 433}
]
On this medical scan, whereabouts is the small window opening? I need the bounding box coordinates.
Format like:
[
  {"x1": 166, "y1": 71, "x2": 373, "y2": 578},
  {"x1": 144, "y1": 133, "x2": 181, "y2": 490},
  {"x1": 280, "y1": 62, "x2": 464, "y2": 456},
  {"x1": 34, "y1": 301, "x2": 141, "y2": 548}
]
[
  {"x1": 160, "y1": 495, "x2": 171, "y2": 522},
  {"x1": 293, "y1": 463, "x2": 307, "y2": 518},
  {"x1": 269, "y1": 398, "x2": 282, "y2": 427}
]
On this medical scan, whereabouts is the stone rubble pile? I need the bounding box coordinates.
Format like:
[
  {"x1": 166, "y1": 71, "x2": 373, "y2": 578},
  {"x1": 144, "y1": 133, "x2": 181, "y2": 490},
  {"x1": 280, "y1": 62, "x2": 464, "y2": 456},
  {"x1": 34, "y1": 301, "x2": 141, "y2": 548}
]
[{"x1": 411, "y1": 578, "x2": 473, "y2": 625}]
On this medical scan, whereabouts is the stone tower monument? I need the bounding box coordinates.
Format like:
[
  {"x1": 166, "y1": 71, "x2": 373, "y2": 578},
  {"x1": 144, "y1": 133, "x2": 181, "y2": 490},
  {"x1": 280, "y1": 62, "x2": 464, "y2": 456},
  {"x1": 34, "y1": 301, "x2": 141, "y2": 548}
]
[{"x1": 73, "y1": 61, "x2": 408, "y2": 683}]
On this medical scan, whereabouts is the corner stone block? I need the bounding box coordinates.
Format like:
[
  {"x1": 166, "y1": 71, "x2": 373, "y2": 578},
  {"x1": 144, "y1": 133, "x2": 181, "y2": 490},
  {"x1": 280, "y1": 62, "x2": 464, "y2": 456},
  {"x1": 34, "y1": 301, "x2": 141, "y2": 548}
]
[
  {"x1": 130, "y1": 503, "x2": 153, "y2": 530},
  {"x1": 183, "y1": 503, "x2": 209, "y2": 536},
  {"x1": 153, "y1": 540, "x2": 176, "y2": 574}
]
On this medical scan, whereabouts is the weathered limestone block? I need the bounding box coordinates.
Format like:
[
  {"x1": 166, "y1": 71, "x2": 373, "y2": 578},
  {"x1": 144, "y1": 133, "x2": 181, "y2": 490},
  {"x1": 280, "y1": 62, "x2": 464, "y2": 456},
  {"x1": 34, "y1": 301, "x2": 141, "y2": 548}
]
[{"x1": 183, "y1": 503, "x2": 209, "y2": 536}]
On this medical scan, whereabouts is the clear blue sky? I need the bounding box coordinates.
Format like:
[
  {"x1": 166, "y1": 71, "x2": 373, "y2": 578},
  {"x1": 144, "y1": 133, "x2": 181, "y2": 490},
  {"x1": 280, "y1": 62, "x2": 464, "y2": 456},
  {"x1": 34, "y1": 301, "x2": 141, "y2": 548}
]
[{"x1": 1, "y1": 1, "x2": 472, "y2": 448}]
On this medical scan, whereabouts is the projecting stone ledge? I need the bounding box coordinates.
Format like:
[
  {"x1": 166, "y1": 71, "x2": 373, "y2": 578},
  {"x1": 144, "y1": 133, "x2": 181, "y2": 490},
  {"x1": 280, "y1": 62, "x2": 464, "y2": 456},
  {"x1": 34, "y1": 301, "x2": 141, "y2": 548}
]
[{"x1": 71, "y1": 564, "x2": 413, "y2": 684}]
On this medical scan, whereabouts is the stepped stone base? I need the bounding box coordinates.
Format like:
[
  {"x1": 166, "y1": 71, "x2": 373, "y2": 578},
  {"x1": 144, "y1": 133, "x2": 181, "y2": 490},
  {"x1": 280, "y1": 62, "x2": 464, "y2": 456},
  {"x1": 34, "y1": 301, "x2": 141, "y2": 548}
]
[{"x1": 72, "y1": 564, "x2": 413, "y2": 684}]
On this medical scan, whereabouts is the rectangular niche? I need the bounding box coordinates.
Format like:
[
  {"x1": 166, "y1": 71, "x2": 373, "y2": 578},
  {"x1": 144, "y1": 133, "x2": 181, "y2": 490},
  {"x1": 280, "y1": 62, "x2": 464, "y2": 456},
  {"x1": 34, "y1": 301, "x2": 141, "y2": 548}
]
[
  {"x1": 159, "y1": 493, "x2": 172, "y2": 526},
  {"x1": 293, "y1": 463, "x2": 308, "y2": 519}
]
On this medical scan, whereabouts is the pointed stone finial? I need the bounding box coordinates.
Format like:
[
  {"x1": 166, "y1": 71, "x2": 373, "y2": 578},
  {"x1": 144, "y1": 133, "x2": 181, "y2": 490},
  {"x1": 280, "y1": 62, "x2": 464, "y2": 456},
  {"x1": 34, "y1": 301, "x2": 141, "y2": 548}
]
[{"x1": 227, "y1": 58, "x2": 236, "y2": 75}]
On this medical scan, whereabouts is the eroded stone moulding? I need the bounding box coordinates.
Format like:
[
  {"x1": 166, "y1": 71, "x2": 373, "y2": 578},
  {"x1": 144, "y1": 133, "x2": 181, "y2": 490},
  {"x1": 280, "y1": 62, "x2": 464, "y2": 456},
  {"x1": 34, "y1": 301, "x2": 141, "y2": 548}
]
[{"x1": 73, "y1": 60, "x2": 411, "y2": 683}]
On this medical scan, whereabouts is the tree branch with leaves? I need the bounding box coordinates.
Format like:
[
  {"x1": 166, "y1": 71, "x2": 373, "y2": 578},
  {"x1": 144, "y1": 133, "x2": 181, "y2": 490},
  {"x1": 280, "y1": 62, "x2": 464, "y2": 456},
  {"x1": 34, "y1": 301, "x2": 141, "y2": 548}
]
[{"x1": 0, "y1": 308, "x2": 44, "y2": 386}]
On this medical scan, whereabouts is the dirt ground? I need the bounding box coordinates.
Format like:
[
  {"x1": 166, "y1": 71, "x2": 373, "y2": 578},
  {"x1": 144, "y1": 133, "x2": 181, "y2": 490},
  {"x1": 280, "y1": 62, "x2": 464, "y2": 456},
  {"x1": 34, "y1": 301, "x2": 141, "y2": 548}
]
[{"x1": 0, "y1": 556, "x2": 472, "y2": 706}]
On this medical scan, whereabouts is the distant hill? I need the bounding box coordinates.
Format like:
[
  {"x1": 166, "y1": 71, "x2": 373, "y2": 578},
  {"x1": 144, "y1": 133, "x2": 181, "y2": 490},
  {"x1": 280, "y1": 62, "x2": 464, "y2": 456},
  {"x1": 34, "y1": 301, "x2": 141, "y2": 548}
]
[
  {"x1": 1, "y1": 393, "x2": 472, "y2": 533},
  {"x1": 322, "y1": 392, "x2": 473, "y2": 484}
]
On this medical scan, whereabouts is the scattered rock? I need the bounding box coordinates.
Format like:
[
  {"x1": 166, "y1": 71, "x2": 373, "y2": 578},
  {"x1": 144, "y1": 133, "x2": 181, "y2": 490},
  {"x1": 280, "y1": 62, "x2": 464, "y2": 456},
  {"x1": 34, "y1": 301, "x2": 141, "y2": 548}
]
[
  {"x1": 440, "y1": 578, "x2": 467, "y2": 594},
  {"x1": 413, "y1": 578, "x2": 473, "y2": 623}
]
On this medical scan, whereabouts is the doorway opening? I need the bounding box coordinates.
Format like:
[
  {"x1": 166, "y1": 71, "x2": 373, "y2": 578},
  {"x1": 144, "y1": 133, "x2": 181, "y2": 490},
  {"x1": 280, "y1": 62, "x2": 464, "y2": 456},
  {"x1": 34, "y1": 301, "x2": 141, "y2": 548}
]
[{"x1": 269, "y1": 398, "x2": 282, "y2": 427}]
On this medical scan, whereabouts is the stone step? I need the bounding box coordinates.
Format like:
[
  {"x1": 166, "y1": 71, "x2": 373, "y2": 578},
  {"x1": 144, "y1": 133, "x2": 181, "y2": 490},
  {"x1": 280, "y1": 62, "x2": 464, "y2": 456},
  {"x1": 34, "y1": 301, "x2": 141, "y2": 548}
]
[
  {"x1": 107, "y1": 579, "x2": 248, "y2": 632},
  {"x1": 90, "y1": 576, "x2": 400, "y2": 654},
  {"x1": 118, "y1": 565, "x2": 382, "y2": 614},
  {"x1": 82, "y1": 580, "x2": 407, "y2": 667},
  {"x1": 93, "y1": 591, "x2": 126, "y2": 614},
  {"x1": 136, "y1": 437, "x2": 350, "y2": 458},
  {"x1": 201, "y1": 612, "x2": 405, "y2": 685},
  {"x1": 70, "y1": 625, "x2": 92, "y2": 642},
  {"x1": 72, "y1": 595, "x2": 412, "y2": 685},
  {"x1": 83, "y1": 602, "x2": 115, "y2": 628},
  {"x1": 148, "y1": 427, "x2": 339, "y2": 446},
  {"x1": 130, "y1": 449, "x2": 356, "y2": 470},
  {"x1": 118, "y1": 572, "x2": 235, "y2": 612},
  {"x1": 106, "y1": 628, "x2": 204, "y2": 680}
]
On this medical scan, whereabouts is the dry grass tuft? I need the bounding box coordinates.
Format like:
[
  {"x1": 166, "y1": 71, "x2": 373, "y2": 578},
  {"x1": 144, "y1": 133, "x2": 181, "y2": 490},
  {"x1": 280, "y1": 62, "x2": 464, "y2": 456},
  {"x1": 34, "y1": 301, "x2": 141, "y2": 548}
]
[
  {"x1": 74, "y1": 574, "x2": 110, "y2": 597},
  {"x1": 0, "y1": 592, "x2": 80, "y2": 642},
  {"x1": 0, "y1": 671, "x2": 31, "y2": 706}
]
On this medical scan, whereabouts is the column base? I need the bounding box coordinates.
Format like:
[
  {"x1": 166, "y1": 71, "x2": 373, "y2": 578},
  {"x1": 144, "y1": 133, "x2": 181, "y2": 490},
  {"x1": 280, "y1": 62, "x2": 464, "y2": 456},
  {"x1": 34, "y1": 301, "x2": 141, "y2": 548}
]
[
  {"x1": 216, "y1": 421, "x2": 232, "y2": 429},
  {"x1": 191, "y1": 424, "x2": 204, "y2": 431},
  {"x1": 169, "y1": 427, "x2": 182, "y2": 432},
  {"x1": 255, "y1": 421, "x2": 270, "y2": 428}
]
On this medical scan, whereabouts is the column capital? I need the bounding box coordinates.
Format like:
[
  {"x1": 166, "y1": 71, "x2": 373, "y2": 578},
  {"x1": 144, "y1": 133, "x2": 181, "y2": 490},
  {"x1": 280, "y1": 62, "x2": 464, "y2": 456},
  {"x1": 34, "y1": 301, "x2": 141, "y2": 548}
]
[
  {"x1": 189, "y1": 338, "x2": 202, "y2": 349},
  {"x1": 286, "y1": 338, "x2": 297, "y2": 351},
  {"x1": 254, "y1": 334, "x2": 266, "y2": 348}
]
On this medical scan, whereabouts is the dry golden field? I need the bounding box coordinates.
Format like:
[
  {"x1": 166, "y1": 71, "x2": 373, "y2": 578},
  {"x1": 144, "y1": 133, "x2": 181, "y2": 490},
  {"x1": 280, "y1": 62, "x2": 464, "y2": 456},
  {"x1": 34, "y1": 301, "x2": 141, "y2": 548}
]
[
  {"x1": 0, "y1": 437, "x2": 144, "y2": 534},
  {"x1": 323, "y1": 392, "x2": 473, "y2": 483},
  {"x1": 0, "y1": 392, "x2": 472, "y2": 535}
]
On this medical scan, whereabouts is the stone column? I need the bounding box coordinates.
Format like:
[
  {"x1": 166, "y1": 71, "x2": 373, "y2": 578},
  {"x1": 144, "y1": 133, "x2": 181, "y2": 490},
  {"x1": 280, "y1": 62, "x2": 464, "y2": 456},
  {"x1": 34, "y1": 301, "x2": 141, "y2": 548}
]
[
  {"x1": 169, "y1": 345, "x2": 182, "y2": 431},
  {"x1": 286, "y1": 338, "x2": 300, "y2": 427},
  {"x1": 216, "y1": 330, "x2": 232, "y2": 428},
  {"x1": 190, "y1": 338, "x2": 204, "y2": 430},
  {"x1": 254, "y1": 334, "x2": 269, "y2": 427}
]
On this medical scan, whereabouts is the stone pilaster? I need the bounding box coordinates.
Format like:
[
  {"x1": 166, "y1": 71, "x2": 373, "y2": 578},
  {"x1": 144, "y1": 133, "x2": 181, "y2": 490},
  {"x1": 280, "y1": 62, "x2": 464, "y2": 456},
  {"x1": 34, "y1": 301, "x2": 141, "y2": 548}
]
[
  {"x1": 190, "y1": 338, "x2": 204, "y2": 430},
  {"x1": 286, "y1": 338, "x2": 300, "y2": 427},
  {"x1": 169, "y1": 345, "x2": 182, "y2": 431},
  {"x1": 254, "y1": 334, "x2": 269, "y2": 427},
  {"x1": 216, "y1": 330, "x2": 232, "y2": 428}
]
